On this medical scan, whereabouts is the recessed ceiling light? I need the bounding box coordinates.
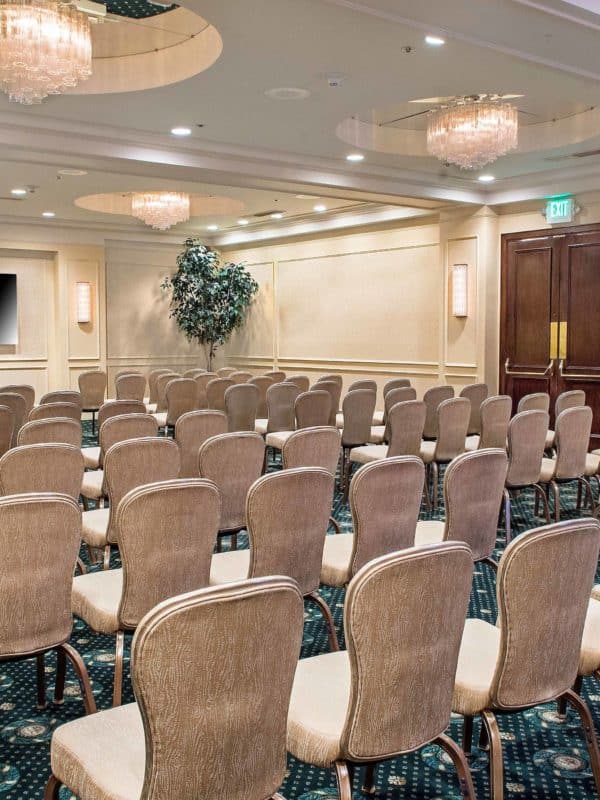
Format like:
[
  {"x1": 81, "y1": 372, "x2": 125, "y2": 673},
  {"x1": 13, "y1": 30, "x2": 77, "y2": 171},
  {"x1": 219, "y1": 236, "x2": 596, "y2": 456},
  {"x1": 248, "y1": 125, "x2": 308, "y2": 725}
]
[
  {"x1": 425, "y1": 35, "x2": 445, "y2": 46},
  {"x1": 264, "y1": 87, "x2": 311, "y2": 101},
  {"x1": 237, "y1": 219, "x2": 249, "y2": 226},
  {"x1": 58, "y1": 169, "x2": 88, "y2": 176},
  {"x1": 313, "y1": 204, "x2": 327, "y2": 213},
  {"x1": 206, "y1": 224, "x2": 219, "y2": 231},
  {"x1": 171, "y1": 126, "x2": 192, "y2": 136},
  {"x1": 295, "y1": 194, "x2": 319, "y2": 200},
  {"x1": 42, "y1": 211, "x2": 55, "y2": 218},
  {"x1": 11, "y1": 188, "x2": 27, "y2": 196},
  {"x1": 478, "y1": 174, "x2": 496, "y2": 183},
  {"x1": 270, "y1": 212, "x2": 284, "y2": 219},
  {"x1": 346, "y1": 153, "x2": 365, "y2": 162}
]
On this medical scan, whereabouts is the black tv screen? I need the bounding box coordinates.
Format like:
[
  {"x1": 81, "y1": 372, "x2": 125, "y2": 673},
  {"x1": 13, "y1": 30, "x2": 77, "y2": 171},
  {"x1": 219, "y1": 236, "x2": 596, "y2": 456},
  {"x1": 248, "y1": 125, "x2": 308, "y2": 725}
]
[{"x1": 0, "y1": 274, "x2": 17, "y2": 345}]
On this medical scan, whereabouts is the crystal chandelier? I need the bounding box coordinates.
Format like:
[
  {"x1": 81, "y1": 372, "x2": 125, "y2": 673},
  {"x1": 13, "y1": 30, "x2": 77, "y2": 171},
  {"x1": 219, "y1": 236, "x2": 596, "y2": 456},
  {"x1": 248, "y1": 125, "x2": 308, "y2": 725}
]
[
  {"x1": 131, "y1": 192, "x2": 191, "y2": 230},
  {"x1": 427, "y1": 95, "x2": 518, "y2": 170},
  {"x1": 0, "y1": 0, "x2": 92, "y2": 104}
]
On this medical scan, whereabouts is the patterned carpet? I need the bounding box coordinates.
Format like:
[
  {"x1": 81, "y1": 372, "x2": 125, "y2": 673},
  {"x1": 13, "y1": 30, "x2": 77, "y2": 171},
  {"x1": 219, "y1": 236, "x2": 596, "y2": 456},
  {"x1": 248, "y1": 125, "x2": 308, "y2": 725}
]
[{"x1": 0, "y1": 422, "x2": 599, "y2": 799}]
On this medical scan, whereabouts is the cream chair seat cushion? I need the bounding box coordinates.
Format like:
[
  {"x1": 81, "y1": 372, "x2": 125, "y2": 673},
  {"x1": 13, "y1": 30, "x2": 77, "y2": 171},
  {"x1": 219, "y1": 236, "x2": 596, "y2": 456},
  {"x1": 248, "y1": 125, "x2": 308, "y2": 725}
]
[
  {"x1": 51, "y1": 702, "x2": 144, "y2": 800},
  {"x1": 145, "y1": 402, "x2": 157, "y2": 414},
  {"x1": 414, "y1": 519, "x2": 445, "y2": 547},
  {"x1": 265, "y1": 430, "x2": 294, "y2": 449},
  {"x1": 152, "y1": 411, "x2": 167, "y2": 428},
  {"x1": 372, "y1": 410, "x2": 384, "y2": 426},
  {"x1": 255, "y1": 418, "x2": 268, "y2": 435},
  {"x1": 539, "y1": 457, "x2": 557, "y2": 483},
  {"x1": 320, "y1": 534, "x2": 353, "y2": 587},
  {"x1": 368, "y1": 426, "x2": 385, "y2": 444},
  {"x1": 81, "y1": 446, "x2": 101, "y2": 470},
  {"x1": 419, "y1": 441, "x2": 436, "y2": 464},
  {"x1": 465, "y1": 435, "x2": 480, "y2": 452},
  {"x1": 452, "y1": 618, "x2": 501, "y2": 717},
  {"x1": 349, "y1": 444, "x2": 387, "y2": 465},
  {"x1": 335, "y1": 412, "x2": 344, "y2": 430},
  {"x1": 592, "y1": 584, "x2": 600, "y2": 602},
  {"x1": 287, "y1": 650, "x2": 350, "y2": 768},
  {"x1": 81, "y1": 469, "x2": 104, "y2": 500},
  {"x1": 81, "y1": 508, "x2": 110, "y2": 549},
  {"x1": 546, "y1": 429, "x2": 555, "y2": 450},
  {"x1": 210, "y1": 549, "x2": 250, "y2": 585},
  {"x1": 579, "y1": 598, "x2": 600, "y2": 676},
  {"x1": 585, "y1": 453, "x2": 600, "y2": 477},
  {"x1": 72, "y1": 568, "x2": 122, "y2": 635}
]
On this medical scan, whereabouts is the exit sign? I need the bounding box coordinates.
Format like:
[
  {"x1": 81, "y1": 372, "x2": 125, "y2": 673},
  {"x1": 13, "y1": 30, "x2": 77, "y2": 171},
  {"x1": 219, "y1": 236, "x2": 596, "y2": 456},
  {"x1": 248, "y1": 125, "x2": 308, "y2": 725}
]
[{"x1": 545, "y1": 197, "x2": 576, "y2": 224}]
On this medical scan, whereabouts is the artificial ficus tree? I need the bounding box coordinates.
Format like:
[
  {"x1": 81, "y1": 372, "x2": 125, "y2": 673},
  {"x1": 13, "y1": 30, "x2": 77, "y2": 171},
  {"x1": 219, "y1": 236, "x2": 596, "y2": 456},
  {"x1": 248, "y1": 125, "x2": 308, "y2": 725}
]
[{"x1": 162, "y1": 238, "x2": 259, "y2": 370}]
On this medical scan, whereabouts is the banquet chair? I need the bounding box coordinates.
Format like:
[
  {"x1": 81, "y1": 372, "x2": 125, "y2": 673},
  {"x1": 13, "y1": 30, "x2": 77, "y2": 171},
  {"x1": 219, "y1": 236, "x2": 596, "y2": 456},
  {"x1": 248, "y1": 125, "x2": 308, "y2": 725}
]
[
  {"x1": 72, "y1": 479, "x2": 221, "y2": 705},
  {"x1": 313, "y1": 379, "x2": 341, "y2": 427},
  {"x1": 264, "y1": 370, "x2": 286, "y2": 382},
  {"x1": 420, "y1": 397, "x2": 470, "y2": 510},
  {"x1": 339, "y1": 389, "x2": 377, "y2": 491},
  {"x1": 0, "y1": 494, "x2": 95, "y2": 716},
  {"x1": 230, "y1": 370, "x2": 253, "y2": 384},
  {"x1": 423, "y1": 384, "x2": 455, "y2": 440},
  {"x1": 0, "y1": 443, "x2": 84, "y2": 502},
  {"x1": 371, "y1": 377, "x2": 412, "y2": 425},
  {"x1": 315, "y1": 373, "x2": 342, "y2": 388},
  {"x1": 29, "y1": 401, "x2": 81, "y2": 422},
  {"x1": 206, "y1": 377, "x2": 235, "y2": 412},
  {"x1": 45, "y1": 576, "x2": 304, "y2": 800},
  {"x1": 460, "y1": 383, "x2": 489, "y2": 436},
  {"x1": 0, "y1": 383, "x2": 35, "y2": 415},
  {"x1": 348, "y1": 379, "x2": 377, "y2": 392},
  {"x1": 366, "y1": 385, "x2": 417, "y2": 442},
  {"x1": 225, "y1": 383, "x2": 259, "y2": 432},
  {"x1": 255, "y1": 381, "x2": 299, "y2": 436},
  {"x1": 217, "y1": 367, "x2": 237, "y2": 377},
  {"x1": 175, "y1": 409, "x2": 227, "y2": 478},
  {"x1": 266, "y1": 389, "x2": 330, "y2": 452},
  {"x1": 40, "y1": 390, "x2": 82, "y2": 410},
  {"x1": 18, "y1": 418, "x2": 81, "y2": 447},
  {"x1": 0, "y1": 391, "x2": 26, "y2": 446},
  {"x1": 321, "y1": 456, "x2": 424, "y2": 588},
  {"x1": 198, "y1": 431, "x2": 265, "y2": 551},
  {"x1": 289, "y1": 544, "x2": 475, "y2": 800},
  {"x1": 248, "y1": 375, "x2": 274, "y2": 418},
  {"x1": 546, "y1": 389, "x2": 586, "y2": 450},
  {"x1": 0, "y1": 405, "x2": 14, "y2": 456},
  {"x1": 576, "y1": 584, "x2": 600, "y2": 698},
  {"x1": 153, "y1": 372, "x2": 181, "y2": 418},
  {"x1": 210, "y1": 467, "x2": 339, "y2": 649},
  {"x1": 78, "y1": 370, "x2": 107, "y2": 433},
  {"x1": 286, "y1": 374, "x2": 310, "y2": 393},
  {"x1": 115, "y1": 373, "x2": 146, "y2": 402},
  {"x1": 453, "y1": 519, "x2": 600, "y2": 800},
  {"x1": 81, "y1": 400, "x2": 146, "y2": 470},
  {"x1": 517, "y1": 392, "x2": 550, "y2": 414},
  {"x1": 194, "y1": 371, "x2": 217, "y2": 409},
  {"x1": 156, "y1": 377, "x2": 197, "y2": 432},
  {"x1": 465, "y1": 395, "x2": 511, "y2": 451},
  {"x1": 145, "y1": 368, "x2": 171, "y2": 413},
  {"x1": 183, "y1": 368, "x2": 206, "y2": 379}
]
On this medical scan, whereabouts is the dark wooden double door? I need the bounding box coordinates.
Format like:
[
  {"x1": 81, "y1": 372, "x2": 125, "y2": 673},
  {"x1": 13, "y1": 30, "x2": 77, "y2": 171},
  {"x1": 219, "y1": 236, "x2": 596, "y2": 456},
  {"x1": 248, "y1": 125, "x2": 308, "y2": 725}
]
[{"x1": 500, "y1": 223, "x2": 600, "y2": 449}]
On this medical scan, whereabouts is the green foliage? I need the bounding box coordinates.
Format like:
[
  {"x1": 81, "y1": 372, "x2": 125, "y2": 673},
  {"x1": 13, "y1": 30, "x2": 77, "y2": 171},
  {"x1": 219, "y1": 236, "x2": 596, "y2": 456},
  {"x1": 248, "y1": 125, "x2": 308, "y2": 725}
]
[{"x1": 162, "y1": 238, "x2": 259, "y2": 368}]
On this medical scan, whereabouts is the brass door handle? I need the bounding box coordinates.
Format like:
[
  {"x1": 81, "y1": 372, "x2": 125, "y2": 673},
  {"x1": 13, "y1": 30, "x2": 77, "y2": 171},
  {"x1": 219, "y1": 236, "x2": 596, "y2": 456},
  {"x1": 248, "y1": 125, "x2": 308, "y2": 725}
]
[
  {"x1": 558, "y1": 359, "x2": 600, "y2": 380},
  {"x1": 505, "y1": 358, "x2": 554, "y2": 377}
]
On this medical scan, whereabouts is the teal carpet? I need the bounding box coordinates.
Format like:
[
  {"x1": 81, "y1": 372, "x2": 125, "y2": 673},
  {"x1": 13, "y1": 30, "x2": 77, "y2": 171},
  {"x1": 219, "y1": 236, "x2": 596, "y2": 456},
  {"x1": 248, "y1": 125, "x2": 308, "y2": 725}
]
[{"x1": 0, "y1": 423, "x2": 598, "y2": 799}]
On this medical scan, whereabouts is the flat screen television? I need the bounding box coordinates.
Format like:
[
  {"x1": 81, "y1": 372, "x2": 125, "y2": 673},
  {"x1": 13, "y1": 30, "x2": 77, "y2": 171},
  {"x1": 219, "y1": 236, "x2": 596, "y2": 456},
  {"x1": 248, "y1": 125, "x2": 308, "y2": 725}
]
[{"x1": 0, "y1": 274, "x2": 18, "y2": 345}]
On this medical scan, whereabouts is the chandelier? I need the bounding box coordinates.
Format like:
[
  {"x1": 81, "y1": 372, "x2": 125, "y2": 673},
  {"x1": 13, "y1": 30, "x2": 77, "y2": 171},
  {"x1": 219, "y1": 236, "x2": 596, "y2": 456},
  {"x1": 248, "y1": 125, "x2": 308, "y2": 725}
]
[
  {"x1": 131, "y1": 192, "x2": 191, "y2": 230},
  {"x1": 427, "y1": 95, "x2": 518, "y2": 170},
  {"x1": 0, "y1": 0, "x2": 92, "y2": 104}
]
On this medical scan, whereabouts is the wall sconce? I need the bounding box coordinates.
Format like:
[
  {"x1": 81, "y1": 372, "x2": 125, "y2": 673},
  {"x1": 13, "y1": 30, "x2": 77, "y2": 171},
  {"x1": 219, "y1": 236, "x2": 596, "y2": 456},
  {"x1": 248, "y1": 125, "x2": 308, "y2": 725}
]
[
  {"x1": 451, "y1": 263, "x2": 468, "y2": 318},
  {"x1": 76, "y1": 282, "x2": 92, "y2": 324}
]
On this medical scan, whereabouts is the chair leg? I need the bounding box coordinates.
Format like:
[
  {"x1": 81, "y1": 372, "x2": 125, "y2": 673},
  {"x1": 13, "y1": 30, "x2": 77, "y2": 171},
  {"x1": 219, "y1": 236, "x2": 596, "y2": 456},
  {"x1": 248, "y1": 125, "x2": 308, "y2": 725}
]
[
  {"x1": 564, "y1": 689, "x2": 600, "y2": 796},
  {"x1": 329, "y1": 515, "x2": 341, "y2": 534},
  {"x1": 54, "y1": 646, "x2": 66, "y2": 705},
  {"x1": 462, "y1": 715, "x2": 474, "y2": 755},
  {"x1": 577, "y1": 479, "x2": 583, "y2": 510},
  {"x1": 482, "y1": 556, "x2": 499, "y2": 573},
  {"x1": 113, "y1": 630, "x2": 125, "y2": 707},
  {"x1": 36, "y1": 652, "x2": 46, "y2": 709},
  {"x1": 58, "y1": 642, "x2": 97, "y2": 714},
  {"x1": 103, "y1": 545, "x2": 111, "y2": 570},
  {"x1": 76, "y1": 557, "x2": 87, "y2": 575},
  {"x1": 482, "y1": 710, "x2": 504, "y2": 800},
  {"x1": 533, "y1": 484, "x2": 551, "y2": 523},
  {"x1": 432, "y1": 462, "x2": 439, "y2": 512},
  {"x1": 231, "y1": 533, "x2": 238, "y2": 550},
  {"x1": 503, "y1": 488, "x2": 511, "y2": 543},
  {"x1": 361, "y1": 763, "x2": 376, "y2": 795},
  {"x1": 307, "y1": 591, "x2": 339, "y2": 651},
  {"x1": 434, "y1": 733, "x2": 477, "y2": 800},
  {"x1": 581, "y1": 478, "x2": 594, "y2": 510},
  {"x1": 550, "y1": 480, "x2": 561, "y2": 522},
  {"x1": 44, "y1": 775, "x2": 62, "y2": 800},
  {"x1": 334, "y1": 761, "x2": 353, "y2": 800}
]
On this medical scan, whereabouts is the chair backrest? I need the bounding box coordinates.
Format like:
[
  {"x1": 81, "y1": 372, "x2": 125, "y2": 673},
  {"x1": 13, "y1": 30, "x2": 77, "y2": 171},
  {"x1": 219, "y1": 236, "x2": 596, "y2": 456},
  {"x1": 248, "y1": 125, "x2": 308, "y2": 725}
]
[
  {"x1": 183, "y1": 368, "x2": 206, "y2": 379},
  {"x1": 387, "y1": 400, "x2": 427, "y2": 458},
  {"x1": 383, "y1": 386, "x2": 417, "y2": 432},
  {"x1": 246, "y1": 467, "x2": 333, "y2": 595},
  {"x1": 423, "y1": 385, "x2": 455, "y2": 439},
  {"x1": 78, "y1": 370, "x2": 107, "y2": 409},
  {"x1": 433, "y1": 398, "x2": 470, "y2": 462},
  {"x1": 206, "y1": 378, "x2": 235, "y2": 412},
  {"x1": 491, "y1": 519, "x2": 600, "y2": 709},
  {"x1": 349, "y1": 456, "x2": 424, "y2": 578},
  {"x1": 0, "y1": 384, "x2": 35, "y2": 415},
  {"x1": 0, "y1": 443, "x2": 84, "y2": 500},
  {"x1": 517, "y1": 392, "x2": 550, "y2": 414},
  {"x1": 266, "y1": 382, "x2": 299, "y2": 432},
  {"x1": 198, "y1": 432, "x2": 265, "y2": 532},
  {"x1": 166, "y1": 378, "x2": 198, "y2": 425},
  {"x1": 459, "y1": 383, "x2": 489, "y2": 435},
  {"x1": 99, "y1": 413, "x2": 158, "y2": 466},
  {"x1": 225, "y1": 383, "x2": 259, "y2": 432},
  {"x1": 155, "y1": 373, "x2": 181, "y2": 412},
  {"x1": 148, "y1": 369, "x2": 171, "y2": 405},
  {"x1": 555, "y1": 389, "x2": 586, "y2": 417},
  {"x1": 194, "y1": 372, "x2": 217, "y2": 408},
  {"x1": 0, "y1": 405, "x2": 14, "y2": 456},
  {"x1": 341, "y1": 389, "x2": 376, "y2": 447},
  {"x1": 116, "y1": 369, "x2": 143, "y2": 381},
  {"x1": 0, "y1": 392, "x2": 25, "y2": 446},
  {"x1": 132, "y1": 577, "x2": 304, "y2": 800},
  {"x1": 285, "y1": 375, "x2": 310, "y2": 394},
  {"x1": 313, "y1": 380, "x2": 341, "y2": 427},
  {"x1": 175, "y1": 410, "x2": 228, "y2": 478},
  {"x1": 248, "y1": 376, "x2": 273, "y2": 418},
  {"x1": 116, "y1": 373, "x2": 146, "y2": 402},
  {"x1": 442, "y1": 449, "x2": 508, "y2": 561},
  {"x1": 295, "y1": 390, "x2": 330, "y2": 429},
  {"x1": 17, "y1": 418, "x2": 81, "y2": 447},
  {"x1": 349, "y1": 379, "x2": 377, "y2": 392},
  {"x1": 281, "y1": 426, "x2": 341, "y2": 476},
  {"x1": 97, "y1": 400, "x2": 147, "y2": 430},
  {"x1": 104, "y1": 437, "x2": 181, "y2": 544},
  {"x1": 217, "y1": 367, "x2": 236, "y2": 377},
  {"x1": 264, "y1": 370, "x2": 286, "y2": 383},
  {"x1": 506, "y1": 409, "x2": 549, "y2": 487},
  {"x1": 316, "y1": 373, "x2": 342, "y2": 388},
  {"x1": 383, "y1": 378, "x2": 411, "y2": 396},
  {"x1": 117, "y1": 479, "x2": 221, "y2": 629},
  {"x1": 0, "y1": 493, "x2": 81, "y2": 657},
  {"x1": 40, "y1": 390, "x2": 82, "y2": 409},
  {"x1": 340, "y1": 543, "x2": 473, "y2": 759},
  {"x1": 478, "y1": 395, "x2": 512, "y2": 449},
  {"x1": 554, "y1": 406, "x2": 593, "y2": 480},
  {"x1": 29, "y1": 402, "x2": 80, "y2": 422},
  {"x1": 230, "y1": 371, "x2": 253, "y2": 384}
]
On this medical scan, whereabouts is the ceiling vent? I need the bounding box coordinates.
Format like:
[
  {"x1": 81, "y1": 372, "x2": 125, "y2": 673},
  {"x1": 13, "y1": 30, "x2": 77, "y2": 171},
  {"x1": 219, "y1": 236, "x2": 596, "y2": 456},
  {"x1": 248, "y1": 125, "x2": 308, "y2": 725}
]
[{"x1": 253, "y1": 209, "x2": 287, "y2": 218}]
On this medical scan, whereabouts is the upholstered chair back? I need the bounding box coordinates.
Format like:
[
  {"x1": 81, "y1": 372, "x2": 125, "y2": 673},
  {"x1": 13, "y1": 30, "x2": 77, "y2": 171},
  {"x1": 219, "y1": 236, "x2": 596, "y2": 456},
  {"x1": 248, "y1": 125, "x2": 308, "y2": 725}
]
[
  {"x1": 295, "y1": 390, "x2": 330, "y2": 429},
  {"x1": 183, "y1": 368, "x2": 206, "y2": 379},
  {"x1": 147, "y1": 369, "x2": 171, "y2": 405},
  {"x1": 341, "y1": 389, "x2": 377, "y2": 447},
  {"x1": 315, "y1": 373, "x2": 342, "y2": 388},
  {"x1": 115, "y1": 373, "x2": 146, "y2": 402},
  {"x1": 78, "y1": 370, "x2": 107, "y2": 409},
  {"x1": 442, "y1": 449, "x2": 507, "y2": 561},
  {"x1": 217, "y1": 367, "x2": 236, "y2": 377},
  {"x1": 459, "y1": 383, "x2": 489, "y2": 436},
  {"x1": 387, "y1": 400, "x2": 426, "y2": 458},
  {"x1": 206, "y1": 378, "x2": 235, "y2": 412},
  {"x1": 225, "y1": 383, "x2": 259, "y2": 432},
  {"x1": 175, "y1": 410, "x2": 228, "y2": 478},
  {"x1": 99, "y1": 413, "x2": 158, "y2": 468},
  {"x1": 383, "y1": 386, "x2": 417, "y2": 433},
  {"x1": 0, "y1": 405, "x2": 14, "y2": 456},
  {"x1": 29, "y1": 402, "x2": 80, "y2": 423},
  {"x1": 198, "y1": 432, "x2": 265, "y2": 532},
  {"x1": 266, "y1": 382, "x2": 299, "y2": 433},
  {"x1": 117, "y1": 479, "x2": 221, "y2": 629},
  {"x1": 0, "y1": 392, "x2": 26, "y2": 446},
  {"x1": 282, "y1": 426, "x2": 341, "y2": 476},
  {"x1": 40, "y1": 390, "x2": 82, "y2": 410},
  {"x1": 194, "y1": 372, "x2": 217, "y2": 408},
  {"x1": 491, "y1": 519, "x2": 600, "y2": 709},
  {"x1": 285, "y1": 375, "x2": 310, "y2": 393},
  {"x1": 166, "y1": 378, "x2": 198, "y2": 425},
  {"x1": 0, "y1": 443, "x2": 84, "y2": 500},
  {"x1": 97, "y1": 400, "x2": 146, "y2": 431},
  {"x1": 155, "y1": 372, "x2": 181, "y2": 413},
  {"x1": 132, "y1": 576, "x2": 304, "y2": 800},
  {"x1": 248, "y1": 375, "x2": 274, "y2": 418},
  {"x1": 103, "y1": 437, "x2": 180, "y2": 544},
  {"x1": 433, "y1": 398, "x2": 470, "y2": 462},
  {"x1": 506, "y1": 410, "x2": 549, "y2": 487},
  {"x1": 230, "y1": 370, "x2": 253, "y2": 384},
  {"x1": 517, "y1": 392, "x2": 550, "y2": 414},
  {"x1": 554, "y1": 406, "x2": 592, "y2": 480},
  {"x1": 349, "y1": 456, "x2": 424, "y2": 578},
  {"x1": 17, "y1": 418, "x2": 80, "y2": 448},
  {"x1": 478, "y1": 395, "x2": 512, "y2": 448},
  {"x1": 383, "y1": 377, "x2": 411, "y2": 396},
  {"x1": 312, "y1": 380, "x2": 341, "y2": 427},
  {"x1": 246, "y1": 467, "x2": 333, "y2": 595},
  {"x1": 116, "y1": 369, "x2": 142, "y2": 380},
  {"x1": 0, "y1": 493, "x2": 81, "y2": 657},
  {"x1": 555, "y1": 389, "x2": 585, "y2": 417},
  {"x1": 0, "y1": 384, "x2": 35, "y2": 415},
  {"x1": 423, "y1": 385, "x2": 455, "y2": 439},
  {"x1": 348, "y1": 379, "x2": 377, "y2": 392},
  {"x1": 341, "y1": 543, "x2": 473, "y2": 759},
  {"x1": 264, "y1": 370, "x2": 287, "y2": 383}
]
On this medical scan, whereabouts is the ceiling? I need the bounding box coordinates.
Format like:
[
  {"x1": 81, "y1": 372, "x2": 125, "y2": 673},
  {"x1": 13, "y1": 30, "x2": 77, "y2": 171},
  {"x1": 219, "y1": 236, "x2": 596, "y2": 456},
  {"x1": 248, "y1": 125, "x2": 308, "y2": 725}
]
[{"x1": 1, "y1": 0, "x2": 600, "y2": 242}]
